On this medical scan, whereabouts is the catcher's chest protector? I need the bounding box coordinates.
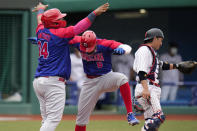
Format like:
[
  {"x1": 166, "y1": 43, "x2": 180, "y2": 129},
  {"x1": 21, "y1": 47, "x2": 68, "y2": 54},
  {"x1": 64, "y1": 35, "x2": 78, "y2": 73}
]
[{"x1": 140, "y1": 44, "x2": 159, "y2": 83}]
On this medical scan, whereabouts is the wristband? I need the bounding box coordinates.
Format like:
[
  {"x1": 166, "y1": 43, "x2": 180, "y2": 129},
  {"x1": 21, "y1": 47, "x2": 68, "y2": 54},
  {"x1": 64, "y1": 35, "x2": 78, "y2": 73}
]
[
  {"x1": 87, "y1": 12, "x2": 96, "y2": 23},
  {"x1": 162, "y1": 62, "x2": 170, "y2": 70},
  {"x1": 173, "y1": 64, "x2": 178, "y2": 69}
]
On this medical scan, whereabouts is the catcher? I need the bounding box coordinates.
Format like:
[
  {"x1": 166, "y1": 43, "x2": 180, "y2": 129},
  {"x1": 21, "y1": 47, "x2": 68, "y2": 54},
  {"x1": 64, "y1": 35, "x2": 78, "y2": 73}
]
[{"x1": 133, "y1": 28, "x2": 196, "y2": 131}]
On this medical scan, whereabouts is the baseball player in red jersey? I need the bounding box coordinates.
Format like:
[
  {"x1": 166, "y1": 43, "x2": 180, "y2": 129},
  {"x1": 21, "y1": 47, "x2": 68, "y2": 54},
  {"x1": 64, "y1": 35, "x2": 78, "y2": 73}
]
[
  {"x1": 133, "y1": 28, "x2": 185, "y2": 131},
  {"x1": 32, "y1": 3, "x2": 109, "y2": 131},
  {"x1": 69, "y1": 30, "x2": 139, "y2": 131}
]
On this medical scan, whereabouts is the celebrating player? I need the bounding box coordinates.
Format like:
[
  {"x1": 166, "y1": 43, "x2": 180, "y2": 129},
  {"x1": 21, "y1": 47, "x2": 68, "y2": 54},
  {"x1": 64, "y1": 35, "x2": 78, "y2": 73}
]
[
  {"x1": 31, "y1": 2, "x2": 109, "y2": 131},
  {"x1": 133, "y1": 28, "x2": 196, "y2": 131},
  {"x1": 69, "y1": 30, "x2": 139, "y2": 131}
]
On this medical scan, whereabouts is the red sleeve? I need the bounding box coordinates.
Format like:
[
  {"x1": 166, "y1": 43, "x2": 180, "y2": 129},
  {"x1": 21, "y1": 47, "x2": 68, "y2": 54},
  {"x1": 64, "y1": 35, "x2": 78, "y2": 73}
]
[
  {"x1": 49, "y1": 26, "x2": 75, "y2": 38},
  {"x1": 69, "y1": 36, "x2": 81, "y2": 45},
  {"x1": 97, "y1": 39, "x2": 122, "y2": 49},
  {"x1": 36, "y1": 24, "x2": 44, "y2": 33},
  {"x1": 73, "y1": 17, "x2": 92, "y2": 35}
]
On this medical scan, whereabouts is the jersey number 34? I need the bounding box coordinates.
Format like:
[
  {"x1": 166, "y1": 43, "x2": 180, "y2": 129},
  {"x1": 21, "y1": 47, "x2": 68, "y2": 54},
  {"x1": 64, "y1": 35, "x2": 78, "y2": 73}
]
[{"x1": 38, "y1": 40, "x2": 49, "y2": 59}]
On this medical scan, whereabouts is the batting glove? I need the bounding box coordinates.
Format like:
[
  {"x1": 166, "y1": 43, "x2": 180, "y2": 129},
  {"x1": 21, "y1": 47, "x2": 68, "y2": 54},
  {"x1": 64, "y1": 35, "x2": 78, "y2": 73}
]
[{"x1": 113, "y1": 48, "x2": 125, "y2": 55}]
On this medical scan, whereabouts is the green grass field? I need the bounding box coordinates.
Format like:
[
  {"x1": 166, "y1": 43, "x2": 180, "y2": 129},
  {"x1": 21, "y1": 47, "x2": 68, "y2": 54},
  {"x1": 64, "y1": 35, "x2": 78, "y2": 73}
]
[{"x1": 0, "y1": 120, "x2": 197, "y2": 131}]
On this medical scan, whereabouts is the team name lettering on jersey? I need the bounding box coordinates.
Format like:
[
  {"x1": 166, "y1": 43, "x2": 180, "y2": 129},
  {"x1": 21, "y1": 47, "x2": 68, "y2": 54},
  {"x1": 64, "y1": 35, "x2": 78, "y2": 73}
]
[
  {"x1": 38, "y1": 33, "x2": 51, "y2": 41},
  {"x1": 81, "y1": 52, "x2": 104, "y2": 62}
]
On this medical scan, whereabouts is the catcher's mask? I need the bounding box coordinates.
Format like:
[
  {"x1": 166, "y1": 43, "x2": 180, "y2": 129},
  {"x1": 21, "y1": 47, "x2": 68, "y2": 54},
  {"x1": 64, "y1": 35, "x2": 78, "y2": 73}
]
[
  {"x1": 80, "y1": 30, "x2": 97, "y2": 53},
  {"x1": 41, "y1": 8, "x2": 67, "y2": 28}
]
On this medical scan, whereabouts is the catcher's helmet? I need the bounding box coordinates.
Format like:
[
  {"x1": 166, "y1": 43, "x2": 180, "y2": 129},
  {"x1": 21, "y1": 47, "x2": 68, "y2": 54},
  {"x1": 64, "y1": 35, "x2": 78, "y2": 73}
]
[
  {"x1": 41, "y1": 8, "x2": 67, "y2": 28},
  {"x1": 80, "y1": 30, "x2": 97, "y2": 53},
  {"x1": 144, "y1": 28, "x2": 164, "y2": 41}
]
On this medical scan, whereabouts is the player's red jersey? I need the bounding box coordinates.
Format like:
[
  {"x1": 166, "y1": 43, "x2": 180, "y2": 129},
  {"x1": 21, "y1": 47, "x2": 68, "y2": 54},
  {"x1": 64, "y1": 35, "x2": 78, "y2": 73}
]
[{"x1": 69, "y1": 36, "x2": 121, "y2": 75}]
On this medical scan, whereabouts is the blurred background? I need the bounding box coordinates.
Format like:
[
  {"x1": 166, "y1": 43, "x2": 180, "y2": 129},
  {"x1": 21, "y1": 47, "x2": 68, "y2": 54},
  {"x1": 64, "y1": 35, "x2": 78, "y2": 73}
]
[{"x1": 0, "y1": 0, "x2": 197, "y2": 115}]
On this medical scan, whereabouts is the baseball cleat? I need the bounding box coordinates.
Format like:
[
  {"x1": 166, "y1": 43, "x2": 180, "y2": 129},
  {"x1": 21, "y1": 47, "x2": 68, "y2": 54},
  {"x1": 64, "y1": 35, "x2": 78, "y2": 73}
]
[{"x1": 127, "y1": 112, "x2": 140, "y2": 126}]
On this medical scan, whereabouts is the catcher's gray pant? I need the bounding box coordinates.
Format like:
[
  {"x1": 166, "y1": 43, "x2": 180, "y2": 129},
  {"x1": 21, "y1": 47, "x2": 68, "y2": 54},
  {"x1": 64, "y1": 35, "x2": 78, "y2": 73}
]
[
  {"x1": 76, "y1": 72, "x2": 128, "y2": 125},
  {"x1": 135, "y1": 84, "x2": 161, "y2": 119},
  {"x1": 33, "y1": 76, "x2": 65, "y2": 131}
]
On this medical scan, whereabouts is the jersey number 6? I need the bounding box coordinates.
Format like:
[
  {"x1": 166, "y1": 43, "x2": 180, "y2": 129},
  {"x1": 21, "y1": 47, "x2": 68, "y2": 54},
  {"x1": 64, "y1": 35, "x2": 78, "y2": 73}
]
[{"x1": 38, "y1": 40, "x2": 49, "y2": 59}]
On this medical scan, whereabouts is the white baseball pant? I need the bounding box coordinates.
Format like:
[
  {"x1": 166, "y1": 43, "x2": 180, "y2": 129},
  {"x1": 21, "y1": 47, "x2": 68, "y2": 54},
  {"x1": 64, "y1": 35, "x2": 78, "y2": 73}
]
[
  {"x1": 33, "y1": 76, "x2": 65, "y2": 131},
  {"x1": 135, "y1": 84, "x2": 161, "y2": 119}
]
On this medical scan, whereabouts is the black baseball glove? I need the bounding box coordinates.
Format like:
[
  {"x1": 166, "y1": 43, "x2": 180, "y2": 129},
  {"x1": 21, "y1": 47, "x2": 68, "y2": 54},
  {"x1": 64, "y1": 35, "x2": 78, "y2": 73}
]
[{"x1": 176, "y1": 61, "x2": 197, "y2": 74}]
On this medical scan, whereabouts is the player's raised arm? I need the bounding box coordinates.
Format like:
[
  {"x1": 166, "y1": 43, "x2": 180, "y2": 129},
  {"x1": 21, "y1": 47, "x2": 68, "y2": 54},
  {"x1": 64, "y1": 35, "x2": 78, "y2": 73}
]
[
  {"x1": 73, "y1": 3, "x2": 109, "y2": 35},
  {"x1": 32, "y1": 2, "x2": 48, "y2": 25}
]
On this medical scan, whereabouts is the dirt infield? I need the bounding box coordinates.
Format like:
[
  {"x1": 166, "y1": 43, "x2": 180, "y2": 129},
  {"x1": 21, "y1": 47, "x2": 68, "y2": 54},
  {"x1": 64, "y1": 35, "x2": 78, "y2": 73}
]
[{"x1": 0, "y1": 114, "x2": 197, "y2": 121}]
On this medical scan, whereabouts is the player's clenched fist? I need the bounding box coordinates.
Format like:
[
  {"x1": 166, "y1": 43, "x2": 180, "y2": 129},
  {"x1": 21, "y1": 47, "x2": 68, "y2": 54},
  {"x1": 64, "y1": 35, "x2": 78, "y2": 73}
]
[
  {"x1": 94, "y1": 3, "x2": 109, "y2": 16},
  {"x1": 32, "y1": 2, "x2": 48, "y2": 12}
]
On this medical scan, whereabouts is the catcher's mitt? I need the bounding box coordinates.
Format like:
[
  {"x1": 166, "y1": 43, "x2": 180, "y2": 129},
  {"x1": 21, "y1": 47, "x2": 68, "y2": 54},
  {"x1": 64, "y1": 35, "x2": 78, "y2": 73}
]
[{"x1": 177, "y1": 61, "x2": 197, "y2": 74}]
